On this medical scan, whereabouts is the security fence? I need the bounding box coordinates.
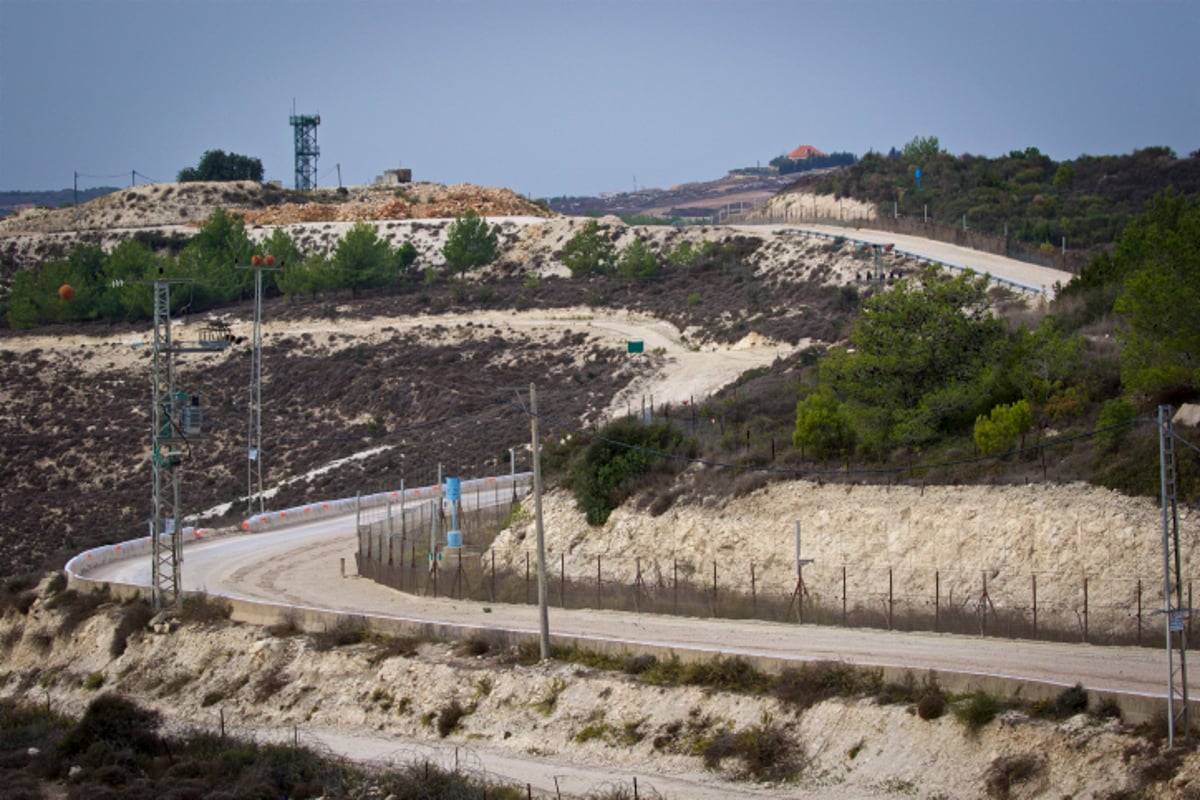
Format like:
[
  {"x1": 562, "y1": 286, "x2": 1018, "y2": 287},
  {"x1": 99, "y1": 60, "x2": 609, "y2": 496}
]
[{"x1": 359, "y1": 540, "x2": 1187, "y2": 648}]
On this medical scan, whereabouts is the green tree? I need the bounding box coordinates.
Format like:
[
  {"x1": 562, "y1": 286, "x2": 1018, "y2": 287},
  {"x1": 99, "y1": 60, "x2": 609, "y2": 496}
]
[
  {"x1": 568, "y1": 419, "x2": 687, "y2": 525},
  {"x1": 257, "y1": 228, "x2": 304, "y2": 295},
  {"x1": 441, "y1": 210, "x2": 499, "y2": 276},
  {"x1": 275, "y1": 252, "x2": 334, "y2": 298},
  {"x1": 1005, "y1": 316, "x2": 1085, "y2": 407},
  {"x1": 1112, "y1": 191, "x2": 1200, "y2": 395},
  {"x1": 397, "y1": 240, "x2": 419, "y2": 270},
  {"x1": 901, "y1": 135, "x2": 942, "y2": 162},
  {"x1": 176, "y1": 208, "x2": 254, "y2": 309},
  {"x1": 616, "y1": 237, "x2": 660, "y2": 278},
  {"x1": 96, "y1": 239, "x2": 160, "y2": 320},
  {"x1": 793, "y1": 387, "x2": 856, "y2": 460},
  {"x1": 332, "y1": 222, "x2": 397, "y2": 293},
  {"x1": 821, "y1": 266, "x2": 1006, "y2": 449},
  {"x1": 973, "y1": 399, "x2": 1034, "y2": 456},
  {"x1": 1095, "y1": 398, "x2": 1138, "y2": 453},
  {"x1": 177, "y1": 150, "x2": 263, "y2": 182},
  {"x1": 560, "y1": 220, "x2": 616, "y2": 277}
]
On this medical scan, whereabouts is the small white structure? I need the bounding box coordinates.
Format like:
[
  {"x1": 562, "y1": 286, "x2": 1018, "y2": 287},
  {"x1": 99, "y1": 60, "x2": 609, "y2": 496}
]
[{"x1": 374, "y1": 168, "x2": 413, "y2": 187}]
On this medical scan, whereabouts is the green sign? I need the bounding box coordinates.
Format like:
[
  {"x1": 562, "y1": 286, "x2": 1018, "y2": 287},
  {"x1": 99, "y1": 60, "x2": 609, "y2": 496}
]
[{"x1": 627, "y1": 340, "x2": 644, "y2": 354}]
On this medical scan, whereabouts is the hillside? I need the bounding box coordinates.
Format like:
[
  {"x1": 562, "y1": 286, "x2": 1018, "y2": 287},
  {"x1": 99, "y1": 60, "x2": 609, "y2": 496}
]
[
  {"x1": 0, "y1": 186, "x2": 121, "y2": 218},
  {"x1": 545, "y1": 171, "x2": 802, "y2": 220},
  {"x1": 802, "y1": 145, "x2": 1200, "y2": 257},
  {"x1": 0, "y1": 200, "x2": 923, "y2": 582},
  {"x1": 6, "y1": 585, "x2": 1199, "y2": 799}
]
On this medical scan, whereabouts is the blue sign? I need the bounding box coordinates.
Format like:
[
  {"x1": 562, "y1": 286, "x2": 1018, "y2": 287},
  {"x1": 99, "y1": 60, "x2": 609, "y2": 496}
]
[
  {"x1": 445, "y1": 477, "x2": 461, "y2": 502},
  {"x1": 915, "y1": 168, "x2": 922, "y2": 191}
]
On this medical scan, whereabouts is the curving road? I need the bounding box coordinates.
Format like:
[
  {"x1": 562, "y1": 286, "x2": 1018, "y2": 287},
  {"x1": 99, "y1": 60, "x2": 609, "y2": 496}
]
[
  {"x1": 740, "y1": 223, "x2": 1075, "y2": 297},
  {"x1": 84, "y1": 509, "x2": 1193, "y2": 705}
]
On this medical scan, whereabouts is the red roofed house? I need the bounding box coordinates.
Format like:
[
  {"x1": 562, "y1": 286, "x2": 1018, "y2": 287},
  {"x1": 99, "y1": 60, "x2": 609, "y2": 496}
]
[{"x1": 787, "y1": 145, "x2": 828, "y2": 159}]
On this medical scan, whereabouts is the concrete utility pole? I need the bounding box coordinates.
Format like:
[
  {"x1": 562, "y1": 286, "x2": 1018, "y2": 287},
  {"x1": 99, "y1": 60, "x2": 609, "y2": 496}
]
[
  {"x1": 530, "y1": 383, "x2": 551, "y2": 659},
  {"x1": 503, "y1": 383, "x2": 551, "y2": 659}
]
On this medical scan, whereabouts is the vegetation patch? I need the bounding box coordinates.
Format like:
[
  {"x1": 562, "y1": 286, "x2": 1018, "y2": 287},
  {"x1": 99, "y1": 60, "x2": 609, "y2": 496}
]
[
  {"x1": 700, "y1": 713, "x2": 802, "y2": 782},
  {"x1": 953, "y1": 690, "x2": 1008, "y2": 732}
]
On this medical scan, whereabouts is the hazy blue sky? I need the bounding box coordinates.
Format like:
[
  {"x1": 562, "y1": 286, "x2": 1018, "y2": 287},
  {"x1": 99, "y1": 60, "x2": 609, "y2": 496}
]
[{"x1": 1, "y1": 0, "x2": 1196, "y2": 197}]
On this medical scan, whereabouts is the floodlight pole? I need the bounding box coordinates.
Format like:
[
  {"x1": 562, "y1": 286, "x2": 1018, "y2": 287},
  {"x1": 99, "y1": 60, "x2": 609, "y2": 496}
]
[{"x1": 237, "y1": 260, "x2": 280, "y2": 517}]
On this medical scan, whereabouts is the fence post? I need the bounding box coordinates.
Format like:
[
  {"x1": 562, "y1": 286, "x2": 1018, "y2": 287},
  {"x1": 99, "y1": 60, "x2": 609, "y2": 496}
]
[
  {"x1": 1032, "y1": 573, "x2": 1038, "y2": 640},
  {"x1": 887, "y1": 568, "x2": 893, "y2": 630},
  {"x1": 525, "y1": 552, "x2": 530, "y2": 605},
  {"x1": 561, "y1": 553, "x2": 566, "y2": 608},
  {"x1": 673, "y1": 559, "x2": 678, "y2": 615},
  {"x1": 980, "y1": 571, "x2": 988, "y2": 637},
  {"x1": 596, "y1": 555, "x2": 602, "y2": 610},
  {"x1": 1083, "y1": 576, "x2": 1089, "y2": 643},
  {"x1": 934, "y1": 570, "x2": 940, "y2": 633},
  {"x1": 386, "y1": 500, "x2": 394, "y2": 566},
  {"x1": 1137, "y1": 578, "x2": 1142, "y2": 646},
  {"x1": 490, "y1": 550, "x2": 496, "y2": 603},
  {"x1": 712, "y1": 561, "x2": 720, "y2": 617},
  {"x1": 635, "y1": 557, "x2": 641, "y2": 614},
  {"x1": 751, "y1": 562, "x2": 757, "y2": 618},
  {"x1": 842, "y1": 566, "x2": 847, "y2": 627}
]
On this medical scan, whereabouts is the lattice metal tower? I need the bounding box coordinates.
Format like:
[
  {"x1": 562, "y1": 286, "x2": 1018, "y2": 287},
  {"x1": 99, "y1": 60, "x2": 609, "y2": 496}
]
[
  {"x1": 290, "y1": 112, "x2": 321, "y2": 190},
  {"x1": 1158, "y1": 405, "x2": 1190, "y2": 747},
  {"x1": 145, "y1": 280, "x2": 230, "y2": 612}
]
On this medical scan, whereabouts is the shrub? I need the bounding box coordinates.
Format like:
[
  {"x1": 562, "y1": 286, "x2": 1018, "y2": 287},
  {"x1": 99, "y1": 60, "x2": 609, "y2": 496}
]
[
  {"x1": 567, "y1": 419, "x2": 690, "y2": 525},
  {"x1": 775, "y1": 661, "x2": 882, "y2": 711},
  {"x1": 622, "y1": 654, "x2": 658, "y2": 675},
  {"x1": 1053, "y1": 682, "x2": 1089, "y2": 717},
  {"x1": 701, "y1": 714, "x2": 801, "y2": 781},
  {"x1": 917, "y1": 692, "x2": 948, "y2": 720},
  {"x1": 179, "y1": 593, "x2": 232, "y2": 625},
  {"x1": 681, "y1": 656, "x2": 772, "y2": 694},
  {"x1": 59, "y1": 694, "x2": 161, "y2": 758},
  {"x1": 436, "y1": 699, "x2": 467, "y2": 738},
  {"x1": 953, "y1": 691, "x2": 1006, "y2": 732}
]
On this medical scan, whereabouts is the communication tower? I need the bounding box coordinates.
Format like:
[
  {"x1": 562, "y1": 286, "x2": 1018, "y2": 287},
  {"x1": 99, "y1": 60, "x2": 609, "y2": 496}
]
[
  {"x1": 142, "y1": 279, "x2": 231, "y2": 612},
  {"x1": 290, "y1": 110, "x2": 320, "y2": 190}
]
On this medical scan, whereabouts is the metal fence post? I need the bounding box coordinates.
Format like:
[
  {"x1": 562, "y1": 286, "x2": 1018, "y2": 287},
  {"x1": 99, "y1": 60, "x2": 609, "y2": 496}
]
[{"x1": 842, "y1": 566, "x2": 847, "y2": 627}]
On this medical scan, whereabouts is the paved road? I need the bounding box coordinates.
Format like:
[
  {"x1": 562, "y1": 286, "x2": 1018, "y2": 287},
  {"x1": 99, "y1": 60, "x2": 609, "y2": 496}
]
[
  {"x1": 86, "y1": 511, "x2": 1192, "y2": 704},
  {"x1": 737, "y1": 223, "x2": 1075, "y2": 297}
]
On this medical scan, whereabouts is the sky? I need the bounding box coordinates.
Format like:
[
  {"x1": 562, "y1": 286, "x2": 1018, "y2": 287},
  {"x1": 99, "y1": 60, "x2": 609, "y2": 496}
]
[{"x1": 1, "y1": 0, "x2": 1197, "y2": 198}]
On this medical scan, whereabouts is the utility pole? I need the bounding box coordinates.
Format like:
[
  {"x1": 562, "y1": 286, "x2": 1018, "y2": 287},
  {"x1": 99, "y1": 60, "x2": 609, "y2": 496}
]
[
  {"x1": 1158, "y1": 405, "x2": 1190, "y2": 747},
  {"x1": 504, "y1": 383, "x2": 551, "y2": 658},
  {"x1": 237, "y1": 256, "x2": 280, "y2": 517},
  {"x1": 139, "y1": 278, "x2": 230, "y2": 612}
]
